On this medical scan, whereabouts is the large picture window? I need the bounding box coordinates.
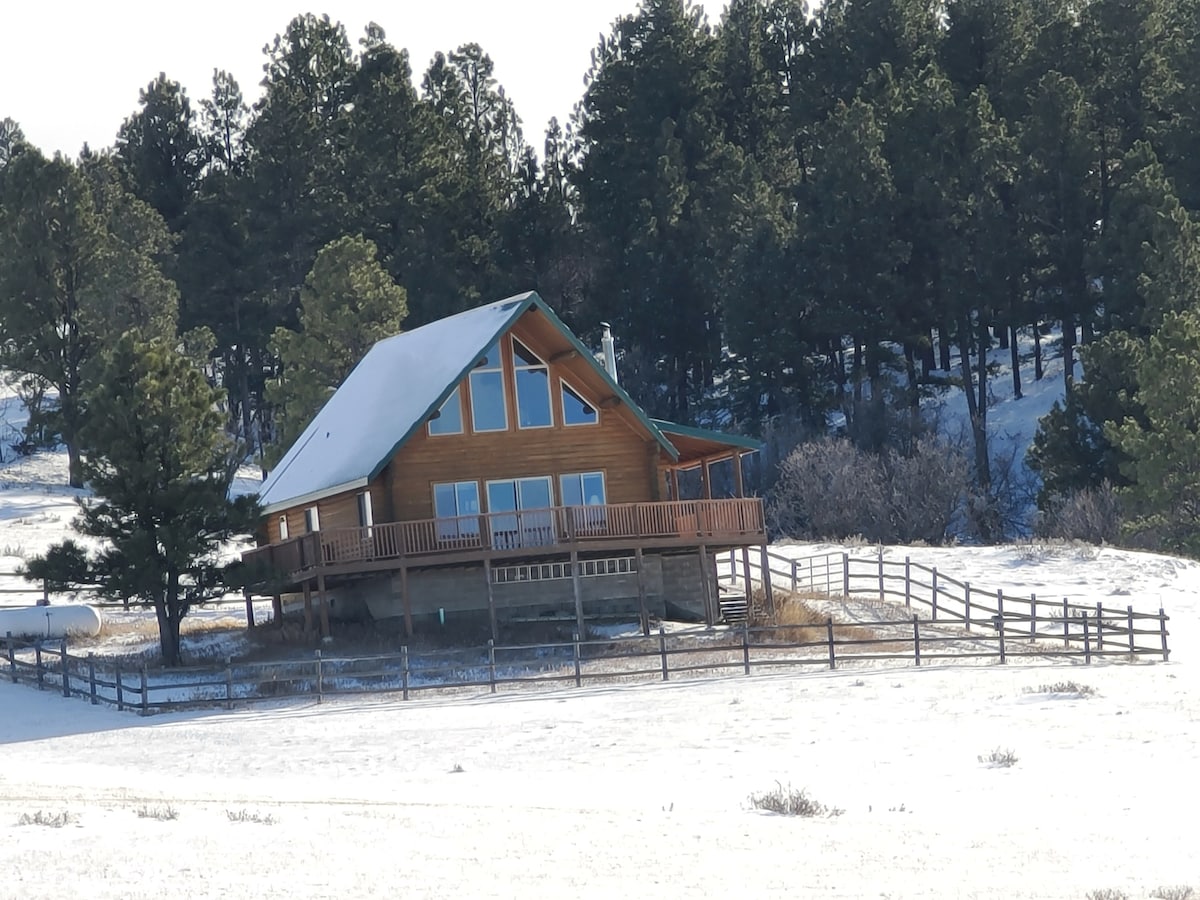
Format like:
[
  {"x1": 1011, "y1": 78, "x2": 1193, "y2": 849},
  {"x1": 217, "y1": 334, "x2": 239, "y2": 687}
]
[
  {"x1": 561, "y1": 381, "x2": 598, "y2": 426},
  {"x1": 487, "y1": 477, "x2": 555, "y2": 549},
  {"x1": 561, "y1": 472, "x2": 607, "y2": 535},
  {"x1": 469, "y1": 340, "x2": 507, "y2": 432},
  {"x1": 428, "y1": 386, "x2": 463, "y2": 436},
  {"x1": 433, "y1": 481, "x2": 481, "y2": 542},
  {"x1": 512, "y1": 338, "x2": 552, "y2": 428}
]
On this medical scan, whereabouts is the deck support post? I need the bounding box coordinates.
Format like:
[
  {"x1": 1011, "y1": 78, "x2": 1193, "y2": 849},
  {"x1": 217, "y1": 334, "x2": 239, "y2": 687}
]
[
  {"x1": 699, "y1": 543, "x2": 715, "y2": 625},
  {"x1": 302, "y1": 582, "x2": 314, "y2": 636},
  {"x1": 759, "y1": 543, "x2": 775, "y2": 618},
  {"x1": 316, "y1": 573, "x2": 331, "y2": 639},
  {"x1": 741, "y1": 546, "x2": 753, "y2": 607},
  {"x1": 484, "y1": 558, "x2": 498, "y2": 643},
  {"x1": 271, "y1": 593, "x2": 283, "y2": 628},
  {"x1": 570, "y1": 550, "x2": 585, "y2": 640},
  {"x1": 700, "y1": 460, "x2": 712, "y2": 500},
  {"x1": 243, "y1": 590, "x2": 255, "y2": 629},
  {"x1": 634, "y1": 547, "x2": 650, "y2": 636},
  {"x1": 669, "y1": 468, "x2": 680, "y2": 502},
  {"x1": 733, "y1": 451, "x2": 745, "y2": 498},
  {"x1": 400, "y1": 562, "x2": 413, "y2": 638}
]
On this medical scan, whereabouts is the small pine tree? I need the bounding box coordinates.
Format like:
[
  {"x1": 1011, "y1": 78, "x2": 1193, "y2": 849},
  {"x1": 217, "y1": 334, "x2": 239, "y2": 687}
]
[{"x1": 27, "y1": 336, "x2": 257, "y2": 666}]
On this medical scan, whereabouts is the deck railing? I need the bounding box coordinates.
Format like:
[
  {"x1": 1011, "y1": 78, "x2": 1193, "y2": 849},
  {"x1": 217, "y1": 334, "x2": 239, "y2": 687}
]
[{"x1": 244, "y1": 498, "x2": 764, "y2": 578}]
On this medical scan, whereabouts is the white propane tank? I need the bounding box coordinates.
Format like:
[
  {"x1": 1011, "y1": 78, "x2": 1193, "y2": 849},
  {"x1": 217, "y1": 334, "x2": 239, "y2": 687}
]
[{"x1": 0, "y1": 605, "x2": 103, "y2": 639}]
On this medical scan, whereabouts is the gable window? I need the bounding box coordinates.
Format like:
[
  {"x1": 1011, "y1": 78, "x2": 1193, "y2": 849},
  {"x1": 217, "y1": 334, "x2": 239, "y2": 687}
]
[
  {"x1": 469, "y1": 340, "x2": 507, "y2": 432},
  {"x1": 433, "y1": 480, "x2": 481, "y2": 543},
  {"x1": 304, "y1": 506, "x2": 320, "y2": 533},
  {"x1": 278, "y1": 515, "x2": 289, "y2": 541},
  {"x1": 561, "y1": 381, "x2": 598, "y2": 426},
  {"x1": 428, "y1": 386, "x2": 463, "y2": 436},
  {"x1": 512, "y1": 338, "x2": 552, "y2": 428}
]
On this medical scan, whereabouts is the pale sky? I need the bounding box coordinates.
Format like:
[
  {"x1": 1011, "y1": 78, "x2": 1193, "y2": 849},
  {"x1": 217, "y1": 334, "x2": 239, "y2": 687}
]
[{"x1": 0, "y1": 1, "x2": 646, "y2": 158}]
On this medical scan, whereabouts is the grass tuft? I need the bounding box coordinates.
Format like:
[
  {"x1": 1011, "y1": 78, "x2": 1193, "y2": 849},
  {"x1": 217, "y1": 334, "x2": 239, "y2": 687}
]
[
  {"x1": 749, "y1": 782, "x2": 843, "y2": 818},
  {"x1": 226, "y1": 808, "x2": 275, "y2": 825},
  {"x1": 978, "y1": 747, "x2": 1019, "y2": 768},
  {"x1": 1150, "y1": 887, "x2": 1195, "y2": 900},
  {"x1": 18, "y1": 810, "x2": 74, "y2": 828},
  {"x1": 1086, "y1": 890, "x2": 1128, "y2": 900},
  {"x1": 1025, "y1": 681, "x2": 1096, "y2": 697},
  {"x1": 136, "y1": 804, "x2": 179, "y2": 821}
]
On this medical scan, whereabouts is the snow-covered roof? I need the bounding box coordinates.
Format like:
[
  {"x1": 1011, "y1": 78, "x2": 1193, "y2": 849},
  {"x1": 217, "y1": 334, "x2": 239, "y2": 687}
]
[{"x1": 257, "y1": 291, "x2": 677, "y2": 514}]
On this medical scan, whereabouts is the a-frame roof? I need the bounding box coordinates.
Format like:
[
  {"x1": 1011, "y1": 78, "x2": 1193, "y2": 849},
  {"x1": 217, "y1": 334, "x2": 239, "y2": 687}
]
[{"x1": 258, "y1": 291, "x2": 678, "y2": 514}]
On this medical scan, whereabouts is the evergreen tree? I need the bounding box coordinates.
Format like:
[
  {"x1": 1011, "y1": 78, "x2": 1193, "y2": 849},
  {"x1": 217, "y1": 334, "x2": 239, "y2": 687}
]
[
  {"x1": 0, "y1": 117, "x2": 24, "y2": 169},
  {"x1": 267, "y1": 235, "x2": 408, "y2": 458},
  {"x1": 28, "y1": 336, "x2": 257, "y2": 666}
]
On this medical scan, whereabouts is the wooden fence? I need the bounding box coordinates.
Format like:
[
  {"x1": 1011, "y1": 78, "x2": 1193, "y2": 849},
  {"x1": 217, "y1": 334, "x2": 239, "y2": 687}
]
[
  {"x1": 4, "y1": 586, "x2": 1169, "y2": 716},
  {"x1": 0, "y1": 571, "x2": 49, "y2": 608},
  {"x1": 718, "y1": 548, "x2": 1171, "y2": 662}
]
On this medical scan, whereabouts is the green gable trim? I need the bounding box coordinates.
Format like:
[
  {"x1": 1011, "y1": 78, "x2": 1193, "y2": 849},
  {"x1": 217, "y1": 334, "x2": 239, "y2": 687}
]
[{"x1": 650, "y1": 419, "x2": 763, "y2": 452}]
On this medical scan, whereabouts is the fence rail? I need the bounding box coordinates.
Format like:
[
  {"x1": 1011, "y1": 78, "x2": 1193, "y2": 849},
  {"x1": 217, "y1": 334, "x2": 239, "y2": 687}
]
[
  {"x1": 4, "y1": 587, "x2": 1168, "y2": 716},
  {"x1": 0, "y1": 571, "x2": 50, "y2": 608},
  {"x1": 718, "y1": 548, "x2": 1171, "y2": 662}
]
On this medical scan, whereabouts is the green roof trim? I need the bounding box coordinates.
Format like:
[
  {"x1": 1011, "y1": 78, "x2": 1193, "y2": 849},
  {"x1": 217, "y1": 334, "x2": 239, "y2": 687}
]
[{"x1": 650, "y1": 418, "x2": 763, "y2": 453}]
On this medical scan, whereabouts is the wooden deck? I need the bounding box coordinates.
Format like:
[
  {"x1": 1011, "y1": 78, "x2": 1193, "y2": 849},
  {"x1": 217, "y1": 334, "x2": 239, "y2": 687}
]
[{"x1": 243, "y1": 498, "x2": 765, "y2": 585}]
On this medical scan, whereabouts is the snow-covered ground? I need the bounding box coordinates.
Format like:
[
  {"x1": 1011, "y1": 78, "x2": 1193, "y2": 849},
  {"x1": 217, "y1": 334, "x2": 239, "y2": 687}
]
[{"x1": 4, "y1": 348, "x2": 1199, "y2": 898}]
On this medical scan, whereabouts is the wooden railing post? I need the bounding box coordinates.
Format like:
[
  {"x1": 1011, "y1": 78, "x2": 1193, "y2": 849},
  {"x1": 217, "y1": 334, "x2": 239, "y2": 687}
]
[
  {"x1": 658, "y1": 626, "x2": 669, "y2": 681},
  {"x1": 1083, "y1": 613, "x2": 1092, "y2": 664},
  {"x1": 1030, "y1": 593, "x2": 1037, "y2": 639},
  {"x1": 1127, "y1": 606, "x2": 1136, "y2": 655},
  {"x1": 140, "y1": 666, "x2": 149, "y2": 716},
  {"x1": 1096, "y1": 602, "x2": 1105, "y2": 656},
  {"x1": 1063, "y1": 599, "x2": 1070, "y2": 646},
  {"x1": 315, "y1": 650, "x2": 324, "y2": 703},
  {"x1": 115, "y1": 664, "x2": 124, "y2": 712},
  {"x1": 842, "y1": 553, "x2": 850, "y2": 597},
  {"x1": 225, "y1": 657, "x2": 234, "y2": 710},
  {"x1": 826, "y1": 618, "x2": 836, "y2": 670},
  {"x1": 742, "y1": 619, "x2": 751, "y2": 676},
  {"x1": 488, "y1": 640, "x2": 497, "y2": 694},
  {"x1": 1159, "y1": 608, "x2": 1170, "y2": 662},
  {"x1": 997, "y1": 607, "x2": 1006, "y2": 665},
  {"x1": 88, "y1": 653, "x2": 97, "y2": 705},
  {"x1": 877, "y1": 551, "x2": 884, "y2": 602},
  {"x1": 904, "y1": 557, "x2": 911, "y2": 609}
]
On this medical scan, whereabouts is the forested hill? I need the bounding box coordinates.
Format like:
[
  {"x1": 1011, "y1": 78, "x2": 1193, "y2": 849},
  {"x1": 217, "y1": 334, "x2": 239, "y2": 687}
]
[{"x1": 2, "y1": 0, "x2": 1200, "y2": 552}]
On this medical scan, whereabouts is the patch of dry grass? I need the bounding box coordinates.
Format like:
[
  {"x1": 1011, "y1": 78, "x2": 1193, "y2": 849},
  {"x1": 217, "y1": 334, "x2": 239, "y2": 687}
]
[{"x1": 749, "y1": 587, "x2": 880, "y2": 645}]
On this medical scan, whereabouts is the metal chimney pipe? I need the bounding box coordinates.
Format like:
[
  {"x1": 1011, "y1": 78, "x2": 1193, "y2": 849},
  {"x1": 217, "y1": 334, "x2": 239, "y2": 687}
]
[{"x1": 600, "y1": 322, "x2": 619, "y2": 384}]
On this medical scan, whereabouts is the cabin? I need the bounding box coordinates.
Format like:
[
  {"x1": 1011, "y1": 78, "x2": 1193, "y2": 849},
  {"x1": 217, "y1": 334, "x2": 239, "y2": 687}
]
[{"x1": 241, "y1": 291, "x2": 769, "y2": 639}]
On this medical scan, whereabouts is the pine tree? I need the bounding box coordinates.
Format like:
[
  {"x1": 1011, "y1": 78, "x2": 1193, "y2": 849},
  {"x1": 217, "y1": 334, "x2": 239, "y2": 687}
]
[
  {"x1": 267, "y1": 235, "x2": 408, "y2": 458},
  {"x1": 28, "y1": 336, "x2": 257, "y2": 666}
]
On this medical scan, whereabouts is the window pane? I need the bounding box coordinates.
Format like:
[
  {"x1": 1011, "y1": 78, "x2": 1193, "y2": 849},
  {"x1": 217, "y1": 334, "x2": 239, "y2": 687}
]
[
  {"x1": 512, "y1": 338, "x2": 540, "y2": 368},
  {"x1": 434, "y1": 483, "x2": 458, "y2": 519},
  {"x1": 518, "y1": 477, "x2": 552, "y2": 510},
  {"x1": 429, "y1": 386, "x2": 463, "y2": 435},
  {"x1": 560, "y1": 475, "x2": 583, "y2": 507},
  {"x1": 487, "y1": 481, "x2": 519, "y2": 540},
  {"x1": 478, "y1": 340, "x2": 502, "y2": 371},
  {"x1": 582, "y1": 473, "x2": 606, "y2": 505},
  {"x1": 562, "y1": 383, "x2": 597, "y2": 425},
  {"x1": 515, "y1": 368, "x2": 551, "y2": 428},
  {"x1": 456, "y1": 482, "x2": 480, "y2": 535},
  {"x1": 470, "y1": 371, "x2": 507, "y2": 431}
]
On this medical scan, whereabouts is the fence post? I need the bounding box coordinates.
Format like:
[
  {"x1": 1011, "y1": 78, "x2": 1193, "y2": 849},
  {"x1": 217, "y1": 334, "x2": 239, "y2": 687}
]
[
  {"x1": 87, "y1": 653, "x2": 97, "y2": 705},
  {"x1": 60, "y1": 638, "x2": 70, "y2": 698},
  {"x1": 116, "y1": 664, "x2": 124, "y2": 712},
  {"x1": 316, "y1": 650, "x2": 324, "y2": 703},
  {"x1": 826, "y1": 618, "x2": 836, "y2": 670},
  {"x1": 790, "y1": 559, "x2": 799, "y2": 593},
  {"x1": 1063, "y1": 599, "x2": 1070, "y2": 647},
  {"x1": 877, "y1": 551, "x2": 884, "y2": 602},
  {"x1": 1127, "y1": 606, "x2": 1136, "y2": 656},
  {"x1": 997, "y1": 610, "x2": 1006, "y2": 665},
  {"x1": 658, "y1": 626, "x2": 669, "y2": 681},
  {"x1": 572, "y1": 633, "x2": 582, "y2": 688},
  {"x1": 912, "y1": 615, "x2": 921, "y2": 667},
  {"x1": 1083, "y1": 612, "x2": 1092, "y2": 664},
  {"x1": 842, "y1": 553, "x2": 850, "y2": 597},
  {"x1": 225, "y1": 657, "x2": 234, "y2": 710},
  {"x1": 5, "y1": 631, "x2": 14, "y2": 683},
  {"x1": 742, "y1": 618, "x2": 751, "y2": 676},
  {"x1": 903, "y1": 557, "x2": 911, "y2": 609},
  {"x1": 1096, "y1": 602, "x2": 1105, "y2": 656},
  {"x1": 140, "y1": 665, "x2": 148, "y2": 716},
  {"x1": 997, "y1": 589, "x2": 1004, "y2": 636},
  {"x1": 1159, "y1": 608, "x2": 1170, "y2": 662},
  {"x1": 488, "y1": 640, "x2": 497, "y2": 694},
  {"x1": 35, "y1": 640, "x2": 44, "y2": 690},
  {"x1": 1030, "y1": 594, "x2": 1037, "y2": 639},
  {"x1": 401, "y1": 646, "x2": 410, "y2": 701}
]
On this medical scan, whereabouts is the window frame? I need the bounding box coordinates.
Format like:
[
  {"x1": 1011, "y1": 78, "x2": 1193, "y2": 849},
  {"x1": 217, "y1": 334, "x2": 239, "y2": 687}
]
[
  {"x1": 304, "y1": 506, "x2": 320, "y2": 533},
  {"x1": 511, "y1": 337, "x2": 553, "y2": 430},
  {"x1": 433, "y1": 480, "x2": 482, "y2": 542},
  {"x1": 469, "y1": 340, "x2": 508, "y2": 433},
  {"x1": 278, "y1": 515, "x2": 289, "y2": 541},
  {"x1": 560, "y1": 379, "x2": 599, "y2": 427},
  {"x1": 428, "y1": 385, "x2": 464, "y2": 436}
]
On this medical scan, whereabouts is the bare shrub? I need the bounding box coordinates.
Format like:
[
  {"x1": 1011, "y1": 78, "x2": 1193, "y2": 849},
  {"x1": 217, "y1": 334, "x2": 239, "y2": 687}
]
[
  {"x1": 885, "y1": 436, "x2": 970, "y2": 543},
  {"x1": 136, "y1": 804, "x2": 179, "y2": 821},
  {"x1": 749, "y1": 782, "x2": 843, "y2": 818},
  {"x1": 1086, "y1": 890, "x2": 1128, "y2": 900},
  {"x1": 17, "y1": 810, "x2": 74, "y2": 828},
  {"x1": 1150, "y1": 887, "x2": 1195, "y2": 900},
  {"x1": 978, "y1": 747, "x2": 1018, "y2": 768},
  {"x1": 226, "y1": 809, "x2": 276, "y2": 825},
  {"x1": 962, "y1": 440, "x2": 1038, "y2": 543},
  {"x1": 1024, "y1": 681, "x2": 1096, "y2": 697},
  {"x1": 1035, "y1": 482, "x2": 1124, "y2": 545},
  {"x1": 747, "y1": 588, "x2": 877, "y2": 646}
]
